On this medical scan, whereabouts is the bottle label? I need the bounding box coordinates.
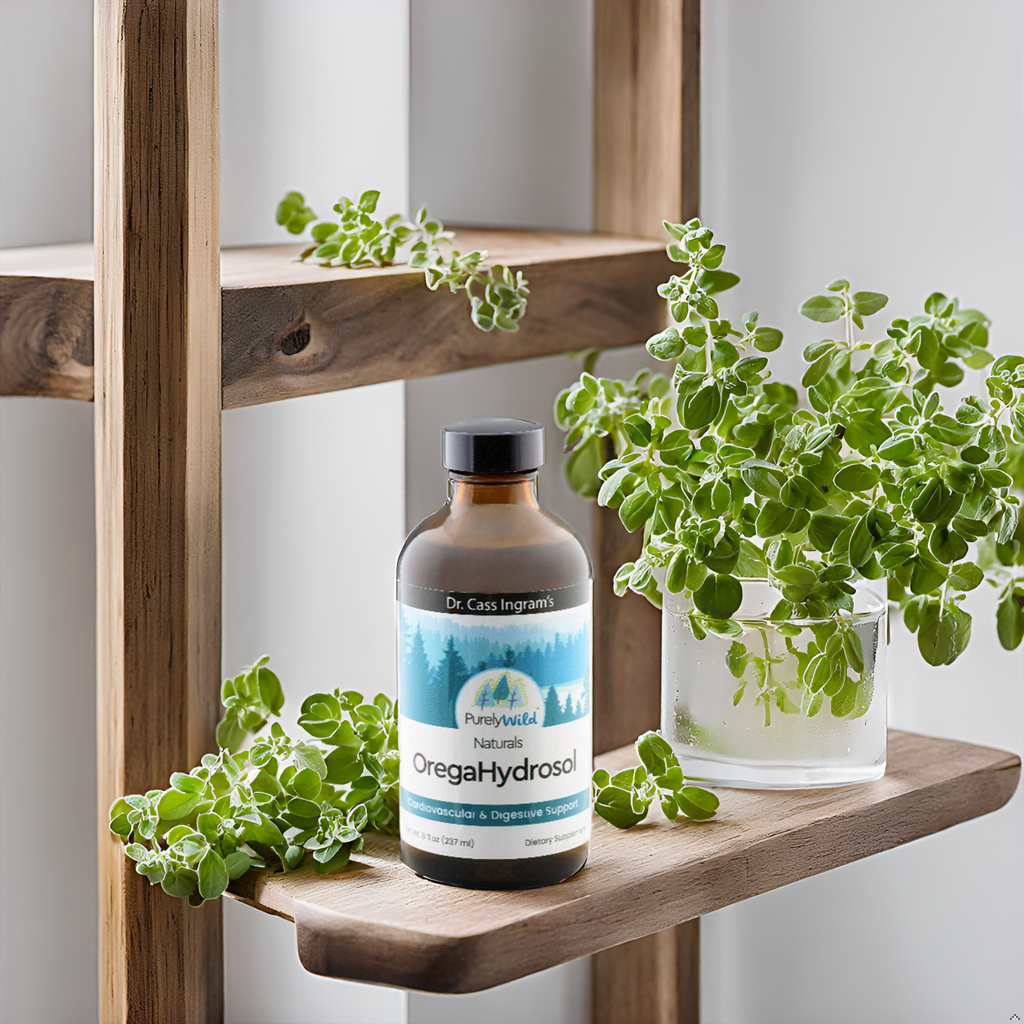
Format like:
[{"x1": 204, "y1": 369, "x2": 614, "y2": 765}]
[{"x1": 398, "y1": 581, "x2": 592, "y2": 860}]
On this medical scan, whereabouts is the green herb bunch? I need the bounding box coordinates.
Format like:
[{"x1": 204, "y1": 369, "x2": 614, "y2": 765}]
[
  {"x1": 592, "y1": 731, "x2": 719, "y2": 829},
  {"x1": 109, "y1": 657, "x2": 398, "y2": 906},
  {"x1": 276, "y1": 190, "x2": 530, "y2": 332},
  {"x1": 556, "y1": 218, "x2": 1024, "y2": 724}
]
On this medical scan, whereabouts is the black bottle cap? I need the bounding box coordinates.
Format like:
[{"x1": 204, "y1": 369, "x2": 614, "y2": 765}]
[{"x1": 442, "y1": 419, "x2": 545, "y2": 474}]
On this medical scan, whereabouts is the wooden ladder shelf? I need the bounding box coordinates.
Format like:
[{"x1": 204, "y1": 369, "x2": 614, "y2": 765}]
[{"x1": 0, "y1": 2, "x2": 1018, "y2": 1023}]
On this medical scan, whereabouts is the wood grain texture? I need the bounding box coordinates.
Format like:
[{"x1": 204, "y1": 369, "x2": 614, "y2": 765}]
[
  {"x1": 675, "y1": 917, "x2": 700, "y2": 1024},
  {"x1": 0, "y1": 232, "x2": 672, "y2": 406},
  {"x1": 593, "y1": 3, "x2": 700, "y2": 1013},
  {"x1": 226, "y1": 730, "x2": 1020, "y2": 995},
  {"x1": 0, "y1": 247, "x2": 93, "y2": 400},
  {"x1": 592, "y1": 503, "x2": 662, "y2": 755},
  {"x1": 594, "y1": 0, "x2": 700, "y2": 239},
  {"x1": 592, "y1": 920, "x2": 699, "y2": 1024},
  {"x1": 219, "y1": 232, "x2": 669, "y2": 408},
  {"x1": 95, "y1": 2, "x2": 222, "y2": 1021},
  {"x1": 590, "y1": 0, "x2": 701, "y2": 758}
]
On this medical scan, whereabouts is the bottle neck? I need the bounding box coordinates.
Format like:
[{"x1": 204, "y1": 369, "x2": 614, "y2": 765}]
[{"x1": 448, "y1": 471, "x2": 540, "y2": 508}]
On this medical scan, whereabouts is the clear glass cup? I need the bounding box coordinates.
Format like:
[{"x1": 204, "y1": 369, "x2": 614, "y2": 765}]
[{"x1": 661, "y1": 580, "x2": 887, "y2": 789}]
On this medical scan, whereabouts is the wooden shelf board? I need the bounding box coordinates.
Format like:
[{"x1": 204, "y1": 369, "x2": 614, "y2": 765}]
[
  {"x1": 0, "y1": 230, "x2": 671, "y2": 408},
  {"x1": 225, "y1": 729, "x2": 1019, "y2": 995}
]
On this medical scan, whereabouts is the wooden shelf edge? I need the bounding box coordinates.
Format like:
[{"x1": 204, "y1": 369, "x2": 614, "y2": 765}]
[
  {"x1": 0, "y1": 230, "x2": 671, "y2": 408},
  {"x1": 224, "y1": 729, "x2": 1019, "y2": 994}
]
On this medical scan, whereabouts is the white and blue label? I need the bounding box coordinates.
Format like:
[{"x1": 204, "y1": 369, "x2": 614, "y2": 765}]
[{"x1": 398, "y1": 582, "x2": 592, "y2": 860}]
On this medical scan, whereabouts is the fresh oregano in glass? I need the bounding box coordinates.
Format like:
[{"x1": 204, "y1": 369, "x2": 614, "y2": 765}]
[{"x1": 556, "y1": 218, "x2": 1024, "y2": 734}]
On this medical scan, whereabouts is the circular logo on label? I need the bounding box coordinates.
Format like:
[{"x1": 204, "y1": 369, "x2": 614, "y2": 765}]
[{"x1": 456, "y1": 668, "x2": 545, "y2": 729}]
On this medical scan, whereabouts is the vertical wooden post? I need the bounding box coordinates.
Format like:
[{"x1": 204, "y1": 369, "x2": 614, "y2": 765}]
[
  {"x1": 594, "y1": 0, "x2": 700, "y2": 241},
  {"x1": 591, "y1": 481, "x2": 663, "y2": 755},
  {"x1": 95, "y1": 2, "x2": 223, "y2": 1021},
  {"x1": 592, "y1": 921, "x2": 700, "y2": 1024},
  {"x1": 592, "y1": 2, "x2": 700, "y2": 1023}
]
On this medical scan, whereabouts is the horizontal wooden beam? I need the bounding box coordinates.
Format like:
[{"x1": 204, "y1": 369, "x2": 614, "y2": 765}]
[
  {"x1": 225, "y1": 730, "x2": 1019, "y2": 995},
  {"x1": 0, "y1": 244, "x2": 93, "y2": 402},
  {"x1": 0, "y1": 230, "x2": 671, "y2": 407}
]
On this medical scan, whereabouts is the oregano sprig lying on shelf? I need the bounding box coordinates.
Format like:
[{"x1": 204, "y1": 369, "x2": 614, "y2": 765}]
[
  {"x1": 276, "y1": 189, "x2": 530, "y2": 332},
  {"x1": 114, "y1": 659, "x2": 721, "y2": 901},
  {"x1": 109, "y1": 656, "x2": 398, "y2": 907},
  {"x1": 592, "y1": 731, "x2": 719, "y2": 829}
]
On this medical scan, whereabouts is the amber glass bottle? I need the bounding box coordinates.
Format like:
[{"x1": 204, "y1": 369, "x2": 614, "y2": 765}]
[{"x1": 396, "y1": 419, "x2": 592, "y2": 889}]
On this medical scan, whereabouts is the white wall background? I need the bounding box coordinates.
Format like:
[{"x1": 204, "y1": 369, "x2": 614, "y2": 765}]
[
  {"x1": 2, "y1": 2, "x2": 1021, "y2": 1024},
  {"x1": 1, "y1": 4, "x2": 97, "y2": 1023},
  {"x1": 220, "y1": 2, "x2": 410, "y2": 1022},
  {"x1": 698, "y1": 4, "x2": 1024, "y2": 1022},
  {"x1": 0, "y1": 0, "x2": 92, "y2": 249},
  {"x1": 409, "y1": 0, "x2": 593, "y2": 233}
]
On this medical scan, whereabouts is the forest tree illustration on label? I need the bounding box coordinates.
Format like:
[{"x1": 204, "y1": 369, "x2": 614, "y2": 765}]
[{"x1": 400, "y1": 607, "x2": 590, "y2": 730}]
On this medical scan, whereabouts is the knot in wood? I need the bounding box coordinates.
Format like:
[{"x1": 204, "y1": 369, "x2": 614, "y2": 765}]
[{"x1": 280, "y1": 322, "x2": 311, "y2": 356}]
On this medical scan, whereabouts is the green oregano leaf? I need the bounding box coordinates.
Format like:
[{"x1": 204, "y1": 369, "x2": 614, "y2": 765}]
[
  {"x1": 675, "y1": 786, "x2": 720, "y2": 820},
  {"x1": 851, "y1": 291, "x2": 888, "y2": 316},
  {"x1": 800, "y1": 295, "x2": 845, "y2": 323},
  {"x1": 693, "y1": 574, "x2": 743, "y2": 619},
  {"x1": 594, "y1": 786, "x2": 648, "y2": 829},
  {"x1": 197, "y1": 850, "x2": 229, "y2": 901},
  {"x1": 833, "y1": 463, "x2": 880, "y2": 492},
  {"x1": 918, "y1": 600, "x2": 972, "y2": 666},
  {"x1": 996, "y1": 592, "x2": 1024, "y2": 650}
]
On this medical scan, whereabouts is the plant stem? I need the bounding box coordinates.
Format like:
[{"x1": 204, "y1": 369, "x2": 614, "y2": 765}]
[{"x1": 760, "y1": 626, "x2": 773, "y2": 692}]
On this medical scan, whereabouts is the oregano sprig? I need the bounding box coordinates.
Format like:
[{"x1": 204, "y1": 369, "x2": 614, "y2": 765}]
[
  {"x1": 110, "y1": 657, "x2": 398, "y2": 907},
  {"x1": 115, "y1": 659, "x2": 726, "y2": 901},
  {"x1": 592, "y1": 731, "x2": 719, "y2": 829},
  {"x1": 276, "y1": 190, "x2": 530, "y2": 333},
  {"x1": 215, "y1": 654, "x2": 283, "y2": 751}
]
